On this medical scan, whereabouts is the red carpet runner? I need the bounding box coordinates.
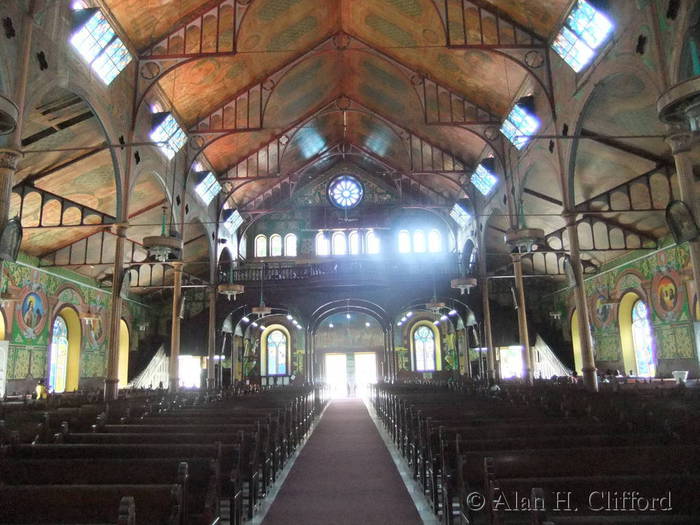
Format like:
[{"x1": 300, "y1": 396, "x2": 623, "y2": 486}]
[{"x1": 262, "y1": 398, "x2": 423, "y2": 525}]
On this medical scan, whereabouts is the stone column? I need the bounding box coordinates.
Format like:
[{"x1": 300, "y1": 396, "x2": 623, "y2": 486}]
[
  {"x1": 666, "y1": 127, "x2": 700, "y2": 294},
  {"x1": 512, "y1": 254, "x2": 533, "y2": 384},
  {"x1": 169, "y1": 262, "x2": 184, "y2": 391},
  {"x1": 0, "y1": 149, "x2": 21, "y2": 235},
  {"x1": 564, "y1": 213, "x2": 598, "y2": 391},
  {"x1": 481, "y1": 278, "x2": 497, "y2": 382},
  {"x1": 104, "y1": 223, "x2": 128, "y2": 400},
  {"x1": 206, "y1": 286, "x2": 216, "y2": 390}
]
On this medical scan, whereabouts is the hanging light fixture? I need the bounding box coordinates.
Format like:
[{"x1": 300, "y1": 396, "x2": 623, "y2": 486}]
[
  {"x1": 252, "y1": 262, "x2": 271, "y2": 315},
  {"x1": 218, "y1": 258, "x2": 244, "y2": 301},
  {"x1": 143, "y1": 206, "x2": 183, "y2": 262}
]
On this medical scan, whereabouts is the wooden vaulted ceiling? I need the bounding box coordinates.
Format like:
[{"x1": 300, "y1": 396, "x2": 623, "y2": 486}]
[{"x1": 15, "y1": 0, "x2": 680, "y2": 282}]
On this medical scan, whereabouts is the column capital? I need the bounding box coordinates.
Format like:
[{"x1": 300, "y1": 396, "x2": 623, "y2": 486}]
[
  {"x1": 0, "y1": 148, "x2": 22, "y2": 171},
  {"x1": 665, "y1": 125, "x2": 696, "y2": 155},
  {"x1": 113, "y1": 222, "x2": 129, "y2": 237},
  {"x1": 561, "y1": 211, "x2": 578, "y2": 227},
  {"x1": 171, "y1": 260, "x2": 184, "y2": 271},
  {"x1": 510, "y1": 252, "x2": 522, "y2": 263}
]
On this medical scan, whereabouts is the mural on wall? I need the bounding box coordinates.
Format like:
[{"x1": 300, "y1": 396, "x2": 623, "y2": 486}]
[
  {"x1": 552, "y1": 243, "x2": 698, "y2": 371},
  {"x1": 1, "y1": 259, "x2": 150, "y2": 391}
]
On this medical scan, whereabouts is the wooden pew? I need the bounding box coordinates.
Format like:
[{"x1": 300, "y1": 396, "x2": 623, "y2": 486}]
[{"x1": 0, "y1": 484, "x2": 182, "y2": 524}]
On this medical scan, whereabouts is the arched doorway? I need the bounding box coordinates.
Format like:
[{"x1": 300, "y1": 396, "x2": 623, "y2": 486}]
[
  {"x1": 118, "y1": 319, "x2": 129, "y2": 387},
  {"x1": 48, "y1": 307, "x2": 81, "y2": 392},
  {"x1": 619, "y1": 293, "x2": 656, "y2": 377},
  {"x1": 0, "y1": 309, "x2": 6, "y2": 341},
  {"x1": 570, "y1": 309, "x2": 583, "y2": 375}
]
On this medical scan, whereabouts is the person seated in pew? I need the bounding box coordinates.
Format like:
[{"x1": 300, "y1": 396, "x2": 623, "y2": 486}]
[{"x1": 35, "y1": 379, "x2": 48, "y2": 400}]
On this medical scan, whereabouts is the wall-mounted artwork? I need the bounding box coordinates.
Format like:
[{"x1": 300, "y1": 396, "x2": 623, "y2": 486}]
[
  {"x1": 652, "y1": 271, "x2": 684, "y2": 322},
  {"x1": 17, "y1": 291, "x2": 47, "y2": 340}
]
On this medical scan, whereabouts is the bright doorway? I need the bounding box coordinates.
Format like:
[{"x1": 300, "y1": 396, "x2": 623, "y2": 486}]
[
  {"x1": 354, "y1": 352, "x2": 377, "y2": 397},
  {"x1": 325, "y1": 353, "x2": 347, "y2": 398}
]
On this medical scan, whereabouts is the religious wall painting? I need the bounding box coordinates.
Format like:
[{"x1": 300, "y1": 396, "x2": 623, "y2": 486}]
[
  {"x1": 395, "y1": 345, "x2": 409, "y2": 371},
  {"x1": 651, "y1": 271, "x2": 685, "y2": 322},
  {"x1": 593, "y1": 332, "x2": 621, "y2": 362},
  {"x1": 655, "y1": 324, "x2": 695, "y2": 359},
  {"x1": 590, "y1": 293, "x2": 613, "y2": 328},
  {"x1": 15, "y1": 289, "x2": 48, "y2": 343},
  {"x1": 614, "y1": 269, "x2": 645, "y2": 300}
]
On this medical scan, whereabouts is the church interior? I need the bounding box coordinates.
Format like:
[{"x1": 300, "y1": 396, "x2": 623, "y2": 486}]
[{"x1": 1, "y1": 0, "x2": 700, "y2": 523}]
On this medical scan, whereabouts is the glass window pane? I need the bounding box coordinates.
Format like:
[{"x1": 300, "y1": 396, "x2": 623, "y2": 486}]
[
  {"x1": 267, "y1": 330, "x2": 287, "y2": 375},
  {"x1": 501, "y1": 105, "x2": 540, "y2": 150},
  {"x1": 332, "y1": 232, "x2": 347, "y2": 255},
  {"x1": 472, "y1": 164, "x2": 498, "y2": 195},
  {"x1": 316, "y1": 232, "x2": 330, "y2": 256},
  {"x1": 631, "y1": 301, "x2": 655, "y2": 377},
  {"x1": 366, "y1": 230, "x2": 380, "y2": 254},
  {"x1": 552, "y1": 26, "x2": 595, "y2": 72},
  {"x1": 49, "y1": 316, "x2": 69, "y2": 393},
  {"x1": 195, "y1": 172, "x2": 221, "y2": 205},
  {"x1": 255, "y1": 235, "x2": 267, "y2": 257},
  {"x1": 348, "y1": 231, "x2": 360, "y2": 255},
  {"x1": 270, "y1": 234, "x2": 282, "y2": 257},
  {"x1": 329, "y1": 175, "x2": 363, "y2": 208},
  {"x1": 413, "y1": 230, "x2": 426, "y2": 253},
  {"x1": 284, "y1": 234, "x2": 297, "y2": 257},
  {"x1": 398, "y1": 230, "x2": 411, "y2": 253},
  {"x1": 70, "y1": 10, "x2": 131, "y2": 84},
  {"x1": 414, "y1": 325, "x2": 436, "y2": 372},
  {"x1": 567, "y1": 0, "x2": 613, "y2": 49},
  {"x1": 428, "y1": 229, "x2": 441, "y2": 252}
]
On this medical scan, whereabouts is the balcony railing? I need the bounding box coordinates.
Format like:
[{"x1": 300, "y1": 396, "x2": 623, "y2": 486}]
[{"x1": 218, "y1": 256, "x2": 460, "y2": 284}]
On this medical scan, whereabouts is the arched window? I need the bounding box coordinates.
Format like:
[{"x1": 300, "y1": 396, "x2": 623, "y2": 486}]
[
  {"x1": 284, "y1": 234, "x2": 297, "y2": 257},
  {"x1": 413, "y1": 325, "x2": 436, "y2": 372},
  {"x1": 348, "y1": 230, "x2": 360, "y2": 255},
  {"x1": 631, "y1": 300, "x2": 655, "y2": 377},
  {"x1": 366, "y1": 230, "x2": 380, "y2": 254},
  {"x1": 428, "y1": 229, "x2": 441, "y2": 252},
  {"x1": 118, "y1": 319, "x2": 129, "y2": 388},
  {"x1": 49, "y1": 316, "x2": 69, "y2": 393},
  {"x1": 413, "y1": 230, "x2": 426, "y2": 253},
  {"x1": 266, "y1": 329, "x2": 288, "y2": 375},
  {"x1": 270, "y1": 234, "x2": 282, "y2": 257},
  {"x1": 255, "y1": 235, "x2": 267, "y2": 257},
  {"x1": 316, "y1": 231, "x2": 330, "y2": 256},
  {"x1": 398, "y1": 230, "x2": 411, "y2": 253},
  {"x1": 332, "y1": 231, "x2": 347, "y2": 255}
]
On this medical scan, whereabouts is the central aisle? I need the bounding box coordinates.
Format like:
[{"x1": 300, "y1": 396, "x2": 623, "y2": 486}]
[{"x1": 262, "y1": 398, "x2": 423, "y2": 525}]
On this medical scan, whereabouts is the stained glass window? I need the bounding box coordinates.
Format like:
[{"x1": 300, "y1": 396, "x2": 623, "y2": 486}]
[
  {"x1": 194, "y1": 172, "x2": 221, "y2": 205},
  {"x1": 284, "y1": 234, "x2": 297, "y2": 257},
  {"x1": 348, "y1": 231, "x2": 360, "y2": 255},
  {"x1": 332, "y1": 232, "x2": 347, "y2": 255},
  {"x1": 49, "y1": 316, "x2": 69, "y2": 393},
  {"x1": 414, "y1": 325, "x2": 436, "y2": 372},
  {"x1": 316, "y1": 232, "x2": 330, "y2": 256},
  {"x1": 472, "y1": 163, "x2": 498, "y2": 195},
  {"x1": 329, "y1": 175, "x2": 363, "y2": 208},
  {"x1": 413, "y1": 230, "x2": 426, "y2": 253},
  {"x1": 398, "y1": 230, "x2": 411, "y2": 253},
  {"x1": 366, "y1": 230, "x2": 380, "y2": 254},
  {"x1": 428, "y1": 229, "x2": 442, "y2": 252},
  {"x1": 450, "y1": 202, "x2": 471, "y2": 229},
  {"x1": 150, "y1": 114, "x2": 188, "y2": 160},
  {"x1": 70, "y1": 9, "x2": 132, "y2": 84},
  {"x1": 223, "y1": 210, "x2": 243, "y2": 234},
  {"x1": 631, "y1": 300, "x2": 655, "y2": 377},
  {"x1": 266, "y1": 329, "x2": 288, "y2": 376},
  {"x1": 552, "y1": 0, "x2": 613, "y2": 72},
  {"x1": 501, "y1": 104, "x2": 540, "y2": 150},
  {"x1": 254, "y1": 235, "x2": 267, "y2": 257}
]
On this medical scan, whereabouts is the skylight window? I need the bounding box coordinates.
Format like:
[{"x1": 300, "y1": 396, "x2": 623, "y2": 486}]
[
  {"x1": 70, "y1": 9, "x2": 132, "y2": 85},
  {"x1": 150, "y1": 113, "x2": 188, "y2": 159},
  {"x1": 500, "y1": 102, "x2": 540, "y2": 150},
  {"x1": 195, "y1": 172, "x2": 222, "y2": 206},
  {"x1": 472, "y1": 163, "x2": 498, "y2": 196},
  {"x1": 223, "y1": 210, "x2": 243, "y2": 234},
  {"x1": 552, "y1": 0, "x2": 613, "y2": 72},
  {"x1": 450, "y1": 202, "x2": 471, "y2": 229}
]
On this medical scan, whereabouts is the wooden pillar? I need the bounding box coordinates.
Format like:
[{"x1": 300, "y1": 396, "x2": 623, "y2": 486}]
[
  {"x1": 104, "y1": 224, "x2": 128, "y2": 399},
  {"x1": 169, "y1": 262, "x2": 183, "y2": 391},
  {"x1": 512, "y1": 254, "x2": 533, "y2": 384},
  {"x1": 206, "y1": 286, "x2": 216, "y2": 390},
  {"x1": 564, "y1": 214, "x2": 598, "y2": 391},
  {"x1": 482, "y1": 278, "x2": 496, "y2": 382}
]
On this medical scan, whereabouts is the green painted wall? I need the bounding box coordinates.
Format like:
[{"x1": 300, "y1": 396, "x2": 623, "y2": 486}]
[{"x1": 2, "y1": 254, "x2": 150, "y2": 393}]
